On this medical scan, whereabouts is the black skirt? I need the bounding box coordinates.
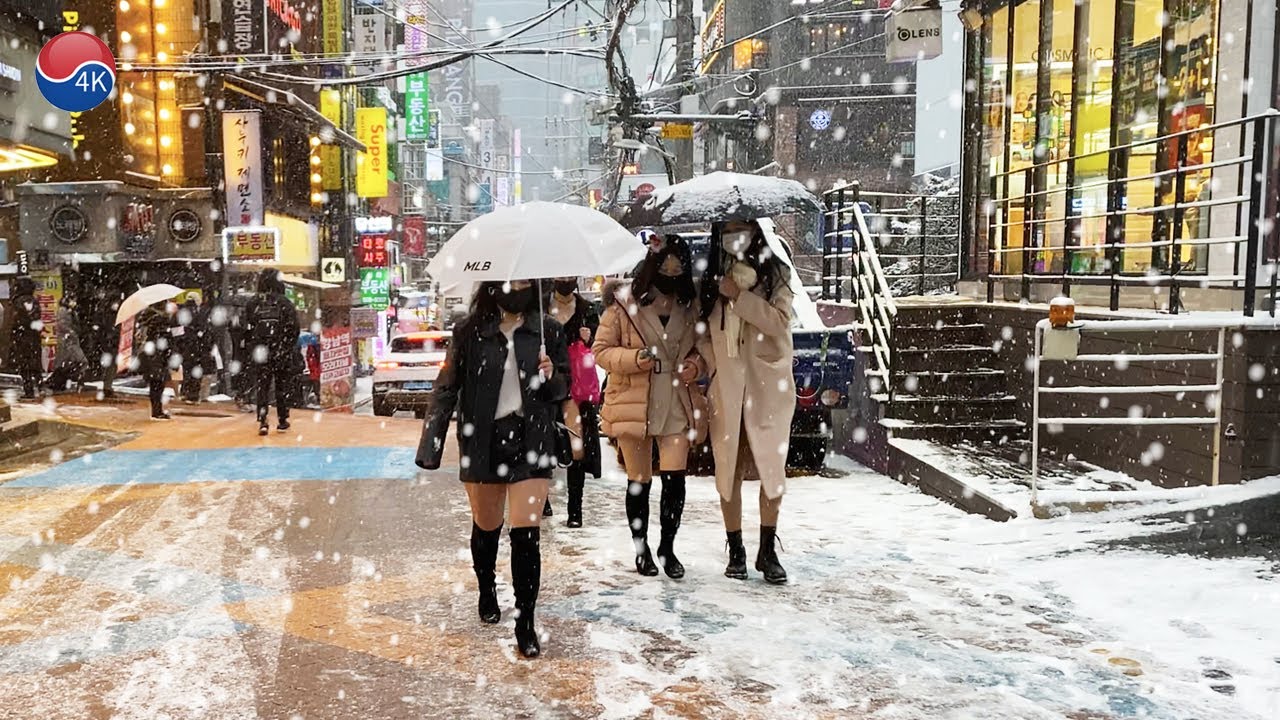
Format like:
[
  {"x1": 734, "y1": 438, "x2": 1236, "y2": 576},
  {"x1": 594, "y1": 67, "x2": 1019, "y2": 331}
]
[{"x1": 463, "y1": 415, "x2": 554, "y2": 485}]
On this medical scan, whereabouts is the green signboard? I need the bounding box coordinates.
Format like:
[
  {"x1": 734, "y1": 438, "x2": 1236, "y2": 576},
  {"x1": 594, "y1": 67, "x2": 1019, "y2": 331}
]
[
  {"x1": 406, "y1": 73, "x2": 429, "y2": 141},
  {"x1": 359, "y1": 267, "x2": 390, "y2": 309}
]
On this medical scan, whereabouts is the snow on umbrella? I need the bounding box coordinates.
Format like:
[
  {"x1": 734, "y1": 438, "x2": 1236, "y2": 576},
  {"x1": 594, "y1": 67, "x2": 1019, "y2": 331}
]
[
  {"x1": 115, "y1": 283, "x2": 185, "y2": 325},
  {"x1": 426, "y1": 202, "x2": 647, "y2": 286},
  {"x1": 617, "y1": 171, "x2": 822, "y2": 229}
]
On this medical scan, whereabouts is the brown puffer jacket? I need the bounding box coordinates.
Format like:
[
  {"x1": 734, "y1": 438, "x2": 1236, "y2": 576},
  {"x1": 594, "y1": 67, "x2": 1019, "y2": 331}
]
[{"x1": 593, "y1": 282, "x2": 651, "y2": 440}]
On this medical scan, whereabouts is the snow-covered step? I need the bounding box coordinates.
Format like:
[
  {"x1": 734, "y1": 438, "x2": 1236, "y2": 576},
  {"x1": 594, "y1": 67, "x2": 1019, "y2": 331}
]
[{"x1": 880, "y1": 417, "x2": 1027, "y2": 443}]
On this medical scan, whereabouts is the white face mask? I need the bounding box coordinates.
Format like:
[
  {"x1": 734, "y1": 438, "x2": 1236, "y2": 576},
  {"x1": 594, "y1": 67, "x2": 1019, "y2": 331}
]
[{"x1": 723, "y1": 230, "x2": 753, "y2": 259}]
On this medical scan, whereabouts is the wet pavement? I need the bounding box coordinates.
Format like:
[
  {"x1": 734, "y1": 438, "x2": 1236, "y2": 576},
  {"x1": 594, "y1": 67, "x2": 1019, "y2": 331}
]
[{"x1": 0, "y1": 396, "x2": 1277, "y2": 719}]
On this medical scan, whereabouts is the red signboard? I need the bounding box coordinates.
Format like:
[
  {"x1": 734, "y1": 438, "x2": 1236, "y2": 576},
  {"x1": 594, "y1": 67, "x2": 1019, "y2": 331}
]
[
  {"x1": 402, "y1": 216, "x2": 426, "y2": 256},
  {"x1": 357, "y1": 234, "x2": 389, "y2": 267},
  {"x1": 634, "y1": 182, "x2": 656, "y2": 199}
]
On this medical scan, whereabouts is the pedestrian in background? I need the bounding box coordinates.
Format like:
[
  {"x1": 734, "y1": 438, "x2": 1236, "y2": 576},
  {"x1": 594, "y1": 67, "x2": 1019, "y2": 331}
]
[
  {"x1": 93, "y1": 282, "x2": 124, "y2": 400},
  {"x1": 697, "y1": 220, "x2": 796, "y2": 585},
  {"x1": 546, "y1": 275, "x2": 602, "y2": 527},
  {"x1": 244, "y1": 269, "x2": 300, "y2": 436},
  {"x1": 137, "y1": 303, "x2": 176, "y2": 421},
  {"x1": 46, "y1": 296, "x2": 87, "y2": 393},
  {"x1": 177, "y1": 297, "x2": 213, "y2": 403},
  {"x1": 594, "y1": 236, "x2": 705, "y2": 579},
  {"x1": 8, "y1": 277, "x2": 43, "y2": 399},
  {"x1": 416, "y1": 279, "x2": 570, "y2": 659}
]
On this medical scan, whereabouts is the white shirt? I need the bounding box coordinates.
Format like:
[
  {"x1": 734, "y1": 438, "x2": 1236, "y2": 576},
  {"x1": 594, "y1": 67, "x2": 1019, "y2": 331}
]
[{"x1": 495, "y1": 323, "x2": 524, "y2": 419}]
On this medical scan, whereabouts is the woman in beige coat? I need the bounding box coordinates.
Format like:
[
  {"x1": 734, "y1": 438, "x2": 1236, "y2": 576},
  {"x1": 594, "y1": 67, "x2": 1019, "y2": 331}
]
[
  {"x1": 594, "y1": 236, "x2": 704, "y2": 578},
  {"x1": 697, "y1": 220, "x2": 796, "y2": 585}
]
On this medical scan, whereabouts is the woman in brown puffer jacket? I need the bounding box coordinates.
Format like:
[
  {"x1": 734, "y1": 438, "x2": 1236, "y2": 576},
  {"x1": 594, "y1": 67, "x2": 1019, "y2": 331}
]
[{"x1": 594, "y1": 235, "x2": 705, "y2": 578}]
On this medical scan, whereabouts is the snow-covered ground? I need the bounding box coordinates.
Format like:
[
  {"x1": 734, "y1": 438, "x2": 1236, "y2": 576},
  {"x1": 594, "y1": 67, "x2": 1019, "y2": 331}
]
[{"x1": 544, "y1": 453, "x2": 1280, "y2": 719}]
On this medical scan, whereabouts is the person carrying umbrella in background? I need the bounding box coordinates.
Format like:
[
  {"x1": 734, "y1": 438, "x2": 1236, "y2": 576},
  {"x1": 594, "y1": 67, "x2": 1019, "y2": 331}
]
[
  {"x1": 696, "y1": 220, "x2": 797, "y2": 585},
  {"x1": 176, "y1": 296, "x2": 213, "y2": 403},
  {"x1": 544, "y1": 276, "x2": 602, "y2": 527},
  {"x1": 8, "y1": 277, "x2": 44, "y2": 399},
  {"x1": 244, "y1": 269, "x2": 301, "y2": 436},
  {"x1": 416, "y1": 280, "x2": 569, "y2": 659},
  {"x1": 594, "y1": 235, "x2": 705, "y2": 579}
]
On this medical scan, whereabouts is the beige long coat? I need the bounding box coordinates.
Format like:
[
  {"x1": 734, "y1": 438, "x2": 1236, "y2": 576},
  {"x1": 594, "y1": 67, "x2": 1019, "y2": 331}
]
[
  {"x1": 698, "y1": 282, "x2": 795, "y2": 500},
  {"x1": 594, "y1": 289, "x2": 701, "y2": 441}
]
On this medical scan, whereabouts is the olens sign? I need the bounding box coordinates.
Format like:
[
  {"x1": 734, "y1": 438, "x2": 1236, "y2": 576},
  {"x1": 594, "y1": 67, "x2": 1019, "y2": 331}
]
[{"x1": 885, "y1": 7, "x2": 943, "y2": 63}]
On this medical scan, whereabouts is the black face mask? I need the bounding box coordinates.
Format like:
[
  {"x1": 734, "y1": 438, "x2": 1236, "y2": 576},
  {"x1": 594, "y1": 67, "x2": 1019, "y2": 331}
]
[
  {"x1": 652, "y1": 274, "x2": 681, "y2": 296},
  {"x1": 495, "y1": 287, "x2": 534, "y2": 314},
  {"x1": 553, "y1": 280, "x2": 577, "y2": 296}
]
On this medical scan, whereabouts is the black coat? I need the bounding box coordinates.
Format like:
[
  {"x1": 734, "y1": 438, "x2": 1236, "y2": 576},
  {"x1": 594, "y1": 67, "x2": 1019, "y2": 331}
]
[
  {"x1": 137, "y1": 310, "x2": 174, "y2": 380},
  {"x1": 559, "y1": 295, "x2": 601, "y2": 347},
  {"x1": 8, "y1": 293, "x2": 43, "y2": 373},
  {"x1": 416, "y1": 314, "x2": 571, "y2": 481}
]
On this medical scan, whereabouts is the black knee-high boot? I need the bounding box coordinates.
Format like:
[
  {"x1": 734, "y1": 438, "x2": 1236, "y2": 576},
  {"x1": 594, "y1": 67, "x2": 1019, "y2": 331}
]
[
  {"x1": 626, "y1": 480, "x2": 658, "y2": 576},
  {"x1": 657, "y1": 472, "x2": 686, "y2": 579},
  {"x1": 471, "y1": 523, "x2": 502, "y2": 624},
  {"x1": 509, "y1": 526, "x2": 542, "y2": 658},
  {"x1": 566, "y1": 463, "x2": 585, "y2": 528}
]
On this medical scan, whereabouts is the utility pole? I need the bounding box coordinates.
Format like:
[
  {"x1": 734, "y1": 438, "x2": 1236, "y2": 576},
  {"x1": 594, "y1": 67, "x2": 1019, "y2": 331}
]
[{"x1": 674, "y1": 0, "x2": 695, "y2": 181}]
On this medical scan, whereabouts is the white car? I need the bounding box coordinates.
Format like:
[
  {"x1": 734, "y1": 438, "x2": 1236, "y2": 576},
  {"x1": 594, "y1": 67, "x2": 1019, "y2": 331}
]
[{"x1": 372, "y1": 331, "x2": 451, "y2": 417}]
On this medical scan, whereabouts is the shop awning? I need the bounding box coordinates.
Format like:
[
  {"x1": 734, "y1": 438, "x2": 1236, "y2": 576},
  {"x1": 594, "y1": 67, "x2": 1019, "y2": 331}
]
[
  {"x1": 281, "y1": 273, "x2": 341, "y2": 290},
  {"x1": 225, "y1": 78, "x2": 367, "y2": 153}
]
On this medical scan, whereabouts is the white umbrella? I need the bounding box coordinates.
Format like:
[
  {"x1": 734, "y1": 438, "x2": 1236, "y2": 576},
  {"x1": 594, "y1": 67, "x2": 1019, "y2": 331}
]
[
  {"x1": 115, "y1": 283, "x2": 184, "y2": 325},
  {"x1": 427, "y1": 202, "x2": 647, "y2": 352},
  {"x1": 426, "y1": 202, "x2": 647, "y2": 286}
]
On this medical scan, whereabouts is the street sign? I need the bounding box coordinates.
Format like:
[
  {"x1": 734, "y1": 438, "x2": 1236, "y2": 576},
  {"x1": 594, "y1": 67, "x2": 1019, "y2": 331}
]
[
  {"x1": 222, "y1": 226, "x2": 279, "y2": 263},
  {"x1": 357, "y1": 234, "x2": 389, "y2": 267},
  {"x1": 321, "y1": 257, "x2": 346, "y2": 282},
  {"x1": 662, "y1": 123, "x2": 693, "y2": 140},
  {"x1": 359, "y1": 267, "x2": 390, "y2": 309}
]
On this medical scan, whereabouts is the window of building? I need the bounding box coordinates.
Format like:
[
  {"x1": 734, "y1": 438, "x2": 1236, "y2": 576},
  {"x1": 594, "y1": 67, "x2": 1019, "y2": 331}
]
[
  {"x1": 732, "y1": 38, "x2": 768, "y2": 70},
  {"x1": 116, "y1": 0, "x2": 198, "y2": 184}
]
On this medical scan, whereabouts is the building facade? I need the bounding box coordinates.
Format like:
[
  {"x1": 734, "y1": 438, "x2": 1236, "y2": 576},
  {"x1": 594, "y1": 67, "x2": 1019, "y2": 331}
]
[{"x1": 960, "y1": 0, "x2": 1277, "y2": 310}]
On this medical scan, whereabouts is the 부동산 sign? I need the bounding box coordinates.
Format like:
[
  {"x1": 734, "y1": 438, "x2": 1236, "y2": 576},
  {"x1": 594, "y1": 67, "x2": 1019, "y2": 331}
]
[
  {"x1": 359, "y1": 267, "x2": 390, "y2": 309},
  {"x1": 406, "y1": 73, "x2": 429, "y2": 140}
]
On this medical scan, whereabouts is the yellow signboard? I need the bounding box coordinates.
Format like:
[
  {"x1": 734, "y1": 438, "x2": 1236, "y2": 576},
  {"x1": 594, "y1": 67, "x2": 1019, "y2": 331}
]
[
  {"x1": 355, "y1": 107, "x2": 388, "y2": 198},
  {"x1": 319, "y1": 89, "x2": 343, "y2": 190},
  {"x1": 662, "y1": 123, "x2": 693, "y2": 140}
]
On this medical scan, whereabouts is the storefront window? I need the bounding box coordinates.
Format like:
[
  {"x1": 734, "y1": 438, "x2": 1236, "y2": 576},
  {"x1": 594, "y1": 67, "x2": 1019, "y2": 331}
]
[
  {"x1": 1037, "y1": 0, "x2": 1076, "y2": 275},
  {"x1": 1114, "y1": 0, "x2": 1164, "y2": 272},
  {"x1": 983, "y1": 6, "x2": 1008, "y2": 273},
  {"x1": 1071, "y1": 0, "x2": 1116, "y2": 274},
  {"x1": 1164, "y1": 0, "x2": 1216, "y2": 273},
  {"x1": 1001, "y1": 0, "x2": 1041, "y2": 276}
]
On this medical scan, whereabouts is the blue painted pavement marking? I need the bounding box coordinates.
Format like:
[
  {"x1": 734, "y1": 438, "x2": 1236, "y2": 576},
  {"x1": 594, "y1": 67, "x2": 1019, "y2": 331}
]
[{"x1": 4, "y1": 446, "x2": 420, "y2": 488}]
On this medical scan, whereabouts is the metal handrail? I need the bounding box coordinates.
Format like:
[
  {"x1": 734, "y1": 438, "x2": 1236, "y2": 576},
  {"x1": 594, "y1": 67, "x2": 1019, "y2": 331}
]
[
  {"x1": 822, "y1": 182, "x2": 900, "y2": 392},
  {"x1": 1030, "y1": 317, "x2": 1228, "y2": 507}
]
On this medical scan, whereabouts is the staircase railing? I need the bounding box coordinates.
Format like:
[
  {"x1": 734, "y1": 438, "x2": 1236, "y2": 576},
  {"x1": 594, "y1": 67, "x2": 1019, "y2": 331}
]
[{"x1": 822, "y1": 182, "x2": 899, "y2": 394}]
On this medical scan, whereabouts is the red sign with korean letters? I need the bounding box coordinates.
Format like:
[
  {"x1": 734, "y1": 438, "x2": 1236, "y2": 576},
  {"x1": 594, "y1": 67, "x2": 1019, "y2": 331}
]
[{"x1": 358, "y1": 234, "x2": 389, "y2": 267}]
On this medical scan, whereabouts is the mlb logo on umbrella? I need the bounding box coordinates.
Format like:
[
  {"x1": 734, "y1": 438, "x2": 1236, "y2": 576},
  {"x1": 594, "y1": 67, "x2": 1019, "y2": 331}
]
[{"x1": 36, "y1": 32, "x2": 116, "y2": 113}]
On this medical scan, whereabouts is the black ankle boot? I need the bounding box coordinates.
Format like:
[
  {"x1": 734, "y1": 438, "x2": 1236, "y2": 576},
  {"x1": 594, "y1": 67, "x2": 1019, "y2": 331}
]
[
  {"x1": 509, "y1": 526, "x2": 542, "y2": 658},
  {"x1": 755, "y1": 525, "x2": 788, "y2": 585},
  {"x1": 626, "y1": 481, "x2": 658, "y2": 576},
  {"x1": 656, "y1": 472, "x2": 686, "y2": 579},
  {"x1": 471, "y1": 523, "x2": 502, "y2": 624},
  {"x1": 725, "y1": 530, "x2": 748, "y2": 580},
  {"x1": 566, "y1": 464, "x2": 584, "y2": 528}
]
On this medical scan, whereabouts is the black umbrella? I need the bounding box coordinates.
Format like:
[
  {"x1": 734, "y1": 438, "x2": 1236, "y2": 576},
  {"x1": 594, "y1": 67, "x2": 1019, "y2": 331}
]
[{"x1": 617, "y1": 171, "x2": 823, "y2": 229}]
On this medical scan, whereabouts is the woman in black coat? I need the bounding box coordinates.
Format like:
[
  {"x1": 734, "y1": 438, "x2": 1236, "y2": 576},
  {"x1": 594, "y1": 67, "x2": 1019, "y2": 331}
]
[
  {"x1": 544, "y1": 277, "x2": 602, "y2": 527},
  {"x1": 8, "y1": 277, "x2": 44, "y2": 399},
  {"x1": 137, "y1": 304, "x2": 176, "y2": 420},
  {"x1": 416, "y1": 279, "x2": 570, "y2": 659}
]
